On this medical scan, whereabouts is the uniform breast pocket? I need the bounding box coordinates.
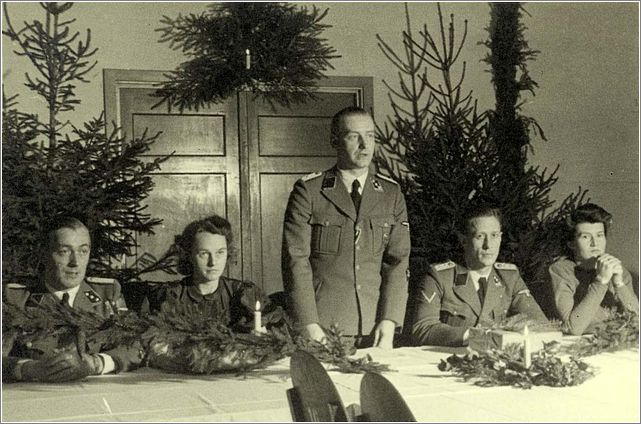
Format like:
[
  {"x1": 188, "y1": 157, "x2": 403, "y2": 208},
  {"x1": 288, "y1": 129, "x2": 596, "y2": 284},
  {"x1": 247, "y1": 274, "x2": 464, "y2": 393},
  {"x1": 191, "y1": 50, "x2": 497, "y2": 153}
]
[
  {"x1": 310, "y1": 215, "x2": 343, "y2": 255},
  {"x1": 370, "y1": 216, "x2": 393, "y2": 254}
]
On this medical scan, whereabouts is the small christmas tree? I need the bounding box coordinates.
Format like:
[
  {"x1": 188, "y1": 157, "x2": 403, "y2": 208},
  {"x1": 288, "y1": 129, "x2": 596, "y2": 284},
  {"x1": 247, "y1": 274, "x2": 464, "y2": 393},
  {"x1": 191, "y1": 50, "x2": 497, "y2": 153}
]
[
  {"x1": 2, "y1": 2, "x2": 170, "y2": 281},
  {"x1": 374, "y1": 3, "x2": 586, "y2": 314}
]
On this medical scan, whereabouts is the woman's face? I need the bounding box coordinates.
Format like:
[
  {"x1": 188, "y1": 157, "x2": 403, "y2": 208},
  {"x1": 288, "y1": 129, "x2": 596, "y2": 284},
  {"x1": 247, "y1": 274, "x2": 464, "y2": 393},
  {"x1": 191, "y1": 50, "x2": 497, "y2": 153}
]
[{"x1": 190, "y1": 231, "x2": 228, "y2": 284}]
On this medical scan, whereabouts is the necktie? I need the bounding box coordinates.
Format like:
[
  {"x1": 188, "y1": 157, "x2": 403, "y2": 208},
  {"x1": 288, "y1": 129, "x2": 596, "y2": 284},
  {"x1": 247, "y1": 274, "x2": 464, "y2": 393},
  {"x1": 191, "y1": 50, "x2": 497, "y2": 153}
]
[
  {"x1": 351, "y1": 179, "x2": 362, "y2": 212},
  {"x1": 62, "y1": 292, "x2": 71, "y2": 307},
  {"x1": 477, "y1": 277, "x2": 487, "y2": 305}
]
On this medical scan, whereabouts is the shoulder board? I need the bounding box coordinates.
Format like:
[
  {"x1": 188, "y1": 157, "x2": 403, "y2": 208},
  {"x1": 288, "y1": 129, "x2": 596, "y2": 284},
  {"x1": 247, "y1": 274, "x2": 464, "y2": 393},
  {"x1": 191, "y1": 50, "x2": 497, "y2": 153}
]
[
  {"x1": 433, "y1": 261, "x2": 456, "y2": 272},
  {"x1": 301, "y1": 171, "x2": 322, "y2": 182},
  {"x1": 494, "y1": 262, "x2": 518, "y2": 271},
  {"x1": 375, "y1": 173, "x2": 399, "y2": 185},
  {"x1": 5, "y1": 283, "x2": 27, "y2": 289},
  {"x1": 86, "y1": 276, "x2": 118, "y2": 284}
]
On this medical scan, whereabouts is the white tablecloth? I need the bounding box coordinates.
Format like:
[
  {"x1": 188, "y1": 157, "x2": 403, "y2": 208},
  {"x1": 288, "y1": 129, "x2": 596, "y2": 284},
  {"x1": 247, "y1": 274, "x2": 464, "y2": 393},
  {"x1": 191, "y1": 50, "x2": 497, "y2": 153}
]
[{"x1": 2, "y1": 346, "x2": 639, "y2": 422}]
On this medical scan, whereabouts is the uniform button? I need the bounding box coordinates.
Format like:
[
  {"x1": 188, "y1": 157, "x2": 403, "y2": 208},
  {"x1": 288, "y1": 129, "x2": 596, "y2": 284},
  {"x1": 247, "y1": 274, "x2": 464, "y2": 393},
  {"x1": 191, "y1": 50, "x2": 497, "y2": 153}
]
[
  {"x1": 324, "y1": 221, "x2": 329, "y2": 226},
  {"x1": 355, "y1": 265, "x2": 360, "y2": 271},
  {"x1": 384, "y1": 222, "x2": 389, "y2": 227},
  {"x1": 25, "y1": 341, "x2": 33, "y2": 348},
  {"x1": 356, "y1": 245, "x2": 360, "y2": 250},
  {"x1": 357, "y1": 285, "x2": 362, "y2": 290},
  {"x1": 355, "y1": 225, "x2": 361, "y2": 232}
]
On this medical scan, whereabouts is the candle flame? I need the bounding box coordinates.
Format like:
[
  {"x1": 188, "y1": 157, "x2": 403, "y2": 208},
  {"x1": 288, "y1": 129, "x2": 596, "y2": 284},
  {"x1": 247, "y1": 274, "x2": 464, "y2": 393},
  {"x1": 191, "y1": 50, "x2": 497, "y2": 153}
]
[
  {"x1": 255, "y1": 300, "x2": 261, "y2": 311},
  {"x1": 245, "y1": 49, "x2": 250, "y2": 55},
  {"x1": 523, "y1": 324, "x2": 529, "y2": 337}
]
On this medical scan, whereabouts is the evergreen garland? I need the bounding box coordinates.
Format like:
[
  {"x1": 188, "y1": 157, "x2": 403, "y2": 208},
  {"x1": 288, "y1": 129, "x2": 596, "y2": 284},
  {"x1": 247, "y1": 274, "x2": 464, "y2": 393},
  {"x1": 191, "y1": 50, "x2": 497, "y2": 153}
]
[
  {"x1": 438, "y1": 311, "x2": 638, "y2": 389},
  {"x1": 153, "y1": 2, "x2": 339, "y2": 111},
  {"x1": 438, "y1": 343, "x2": 594, "y2": 389},
  {"x1": 3, "y1": 302, "x2": 391, "y2": 375}
]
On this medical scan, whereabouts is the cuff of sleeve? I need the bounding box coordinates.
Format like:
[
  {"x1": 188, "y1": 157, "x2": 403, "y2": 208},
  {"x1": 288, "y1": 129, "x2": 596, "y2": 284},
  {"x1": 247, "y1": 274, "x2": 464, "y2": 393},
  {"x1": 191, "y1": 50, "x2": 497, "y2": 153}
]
[
  {"x1": 13, "y1": 359, "x2": 31, "y2": 381},
  {"x1": 98, "y1": 354, "x2": 116, "y2": 374}
]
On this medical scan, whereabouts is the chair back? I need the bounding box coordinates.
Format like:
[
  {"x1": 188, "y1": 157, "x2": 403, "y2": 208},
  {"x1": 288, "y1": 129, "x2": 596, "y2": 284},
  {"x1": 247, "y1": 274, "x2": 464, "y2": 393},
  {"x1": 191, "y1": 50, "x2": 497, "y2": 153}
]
[
  {"x1": 287, "y1": 350, "x2": 349, "y2": 422},
  {"x1": 359, "y1": 372, "x2": 416, "y2": 422}
]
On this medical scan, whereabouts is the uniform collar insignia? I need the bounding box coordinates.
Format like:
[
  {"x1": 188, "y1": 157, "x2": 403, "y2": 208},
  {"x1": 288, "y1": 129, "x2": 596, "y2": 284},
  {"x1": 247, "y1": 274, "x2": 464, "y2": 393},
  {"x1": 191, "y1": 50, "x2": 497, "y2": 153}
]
[
  {"x1": 493, "y1": 275, "x2": 502, "y2": 286},
  {"x1": 372, "y1": 178, "x2": 383, "y2": 192},
  {"x1": 84, "y1": 290, "x2": 102, "y2": 304},
  {"x1": 321, "y1": 173, "x2": 336, "y2": 190}
]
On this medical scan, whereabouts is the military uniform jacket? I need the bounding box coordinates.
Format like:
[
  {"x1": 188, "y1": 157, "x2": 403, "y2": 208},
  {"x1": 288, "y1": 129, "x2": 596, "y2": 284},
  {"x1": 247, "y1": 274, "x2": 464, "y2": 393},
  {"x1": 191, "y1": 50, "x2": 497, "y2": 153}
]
[
  {"x1": 282, "y1": 167, "x2": 411, "y2": 336},
  {"x1": 412, "y1": 262, "x2": 548, "y2": 347},
  {"x1": 549, "y1": 256, "x2": 639, "y2": 335},
  {"x1": 142, "y1": 276, "x2": 281, "y2": 331},
  {"x1": 2, "y1": 279, "x2": 143, "y2": 379}
]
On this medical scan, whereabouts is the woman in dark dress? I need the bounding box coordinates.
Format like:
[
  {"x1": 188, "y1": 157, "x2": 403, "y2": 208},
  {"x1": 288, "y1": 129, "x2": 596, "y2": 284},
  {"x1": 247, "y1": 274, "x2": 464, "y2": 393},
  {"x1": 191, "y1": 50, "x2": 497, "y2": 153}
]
[{"x1": 144, "y1": 214, "x2": 279, "y2": 332}]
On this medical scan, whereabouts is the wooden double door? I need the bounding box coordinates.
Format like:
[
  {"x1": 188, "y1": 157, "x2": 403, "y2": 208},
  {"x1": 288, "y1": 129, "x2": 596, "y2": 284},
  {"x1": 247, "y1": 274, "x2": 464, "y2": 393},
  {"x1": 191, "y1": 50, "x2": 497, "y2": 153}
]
[{"x1": 104, "y1": 70, "x2": 372, "y2": 294}]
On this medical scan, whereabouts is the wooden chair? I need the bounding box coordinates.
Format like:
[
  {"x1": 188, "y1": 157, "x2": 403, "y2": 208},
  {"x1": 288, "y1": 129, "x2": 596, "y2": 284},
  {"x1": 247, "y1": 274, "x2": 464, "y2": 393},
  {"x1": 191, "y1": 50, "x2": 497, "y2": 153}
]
[
  {"x1": 359, "y1": 372, "x2": 416, "y2": 422},
  {"x1": 287, "y1": 350, "x2": 349, "y2": 422}
]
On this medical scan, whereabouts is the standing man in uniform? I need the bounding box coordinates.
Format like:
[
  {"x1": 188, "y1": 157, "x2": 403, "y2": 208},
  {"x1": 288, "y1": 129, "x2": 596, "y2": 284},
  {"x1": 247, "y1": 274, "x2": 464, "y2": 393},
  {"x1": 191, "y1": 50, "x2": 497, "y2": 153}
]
[
  {"x1": 282, "y1": 106, "x2": 411, "y2": 349},
  {"x1": 412, "y1": 202, "x2": 548, "y2": 347},
  {"x1": 3, "y1": 217, "x2": 143, "y2": 382}
]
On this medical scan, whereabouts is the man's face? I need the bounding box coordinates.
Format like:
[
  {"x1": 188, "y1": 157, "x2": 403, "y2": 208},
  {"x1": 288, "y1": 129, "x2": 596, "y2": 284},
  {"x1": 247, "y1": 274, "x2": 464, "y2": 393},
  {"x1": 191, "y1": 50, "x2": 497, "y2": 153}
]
[
  {"x1": 45, "y1": 226, "x2": 91, "y2": 291},
  {"x1": 462, "y1": 216, "x2": 502, "y2": 271},
  {"x1": 570, "y1": 222, "x2": 607, "y2": 263},
  {"x1": 190, "y1": 231, "x2": 228, "y2": 285},
  {"x1": 333, "y1": 113, "x2": 376, "y2": 171}
]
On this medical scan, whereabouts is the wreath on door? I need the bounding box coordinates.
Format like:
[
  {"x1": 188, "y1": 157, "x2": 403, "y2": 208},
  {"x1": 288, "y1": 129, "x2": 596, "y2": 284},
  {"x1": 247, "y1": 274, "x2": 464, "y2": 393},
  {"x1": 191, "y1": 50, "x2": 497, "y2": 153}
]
[{"x1": 153, "y1": 2, "x2": 340, "y2": 111}]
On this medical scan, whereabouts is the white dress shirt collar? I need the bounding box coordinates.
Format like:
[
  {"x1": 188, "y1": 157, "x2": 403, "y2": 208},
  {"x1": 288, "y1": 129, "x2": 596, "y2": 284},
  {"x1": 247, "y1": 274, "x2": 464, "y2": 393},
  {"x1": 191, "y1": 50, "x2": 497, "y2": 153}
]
[
  {"x1": 337, "y1": 169, "x2": 368, "y2": 194},
  {"x1": 45, "y1": 283, "x2": 81, "y2": 306}
]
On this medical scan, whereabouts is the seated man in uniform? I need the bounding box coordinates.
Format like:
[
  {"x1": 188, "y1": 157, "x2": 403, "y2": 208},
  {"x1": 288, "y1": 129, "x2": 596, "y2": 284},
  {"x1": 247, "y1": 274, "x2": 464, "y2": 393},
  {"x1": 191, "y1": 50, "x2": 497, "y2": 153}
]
[
  {"x1": 3, "y1": 217, "x2": 143, "y2": 382},
  {"x1": 412, "y1": 202, "x2": 548, "y2": 346}
]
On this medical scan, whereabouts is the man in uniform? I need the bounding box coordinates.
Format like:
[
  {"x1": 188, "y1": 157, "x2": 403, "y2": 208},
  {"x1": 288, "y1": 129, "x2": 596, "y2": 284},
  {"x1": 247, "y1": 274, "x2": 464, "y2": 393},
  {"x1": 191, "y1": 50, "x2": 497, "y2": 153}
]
[
  {"x1": 412, "y1": 203, "x2": 548, "y2": 346},
  {"x1": 282, "y1": 106, "x2": 411, "y2": 349},
  {"x1": 3, "y1": 217, "x2": 143, "y2": 382}
]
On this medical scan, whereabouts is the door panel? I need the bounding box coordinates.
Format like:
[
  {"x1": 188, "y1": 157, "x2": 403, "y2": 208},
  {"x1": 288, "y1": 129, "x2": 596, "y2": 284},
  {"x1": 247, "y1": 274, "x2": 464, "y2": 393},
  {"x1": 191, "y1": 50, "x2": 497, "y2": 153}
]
[{"x1": 133, "y1": 113, "x2": 226, "y2": 156}]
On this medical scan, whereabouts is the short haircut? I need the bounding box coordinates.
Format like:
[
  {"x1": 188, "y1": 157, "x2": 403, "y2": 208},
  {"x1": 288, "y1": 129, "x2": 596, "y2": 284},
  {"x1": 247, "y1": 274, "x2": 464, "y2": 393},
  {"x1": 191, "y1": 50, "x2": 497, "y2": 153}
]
[
  {"x1": 566, "y1": 203, "x2": 612, "y2": 240},
  {"x1": 43, "y1": 216, "x2": 89, "y2": 250},
  {"x1": 461, "y1": 200, "x2": 502, "y2": 235},
  {"x1": 330, "y1": 106, "x2": 371, "y2": 144},
  {"x1": 175, "y1": 214, "x2": 235, "y2": 275}
]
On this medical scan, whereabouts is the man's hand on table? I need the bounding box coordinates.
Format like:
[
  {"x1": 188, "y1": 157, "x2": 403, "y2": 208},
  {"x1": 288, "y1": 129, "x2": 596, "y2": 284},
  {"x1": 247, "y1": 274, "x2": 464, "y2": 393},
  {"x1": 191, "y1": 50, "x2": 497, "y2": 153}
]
[
  {"x1": 304, "y1": 323, "x2": 327, "y2": 344},
  {"x1": 373, "y1": 319, "x2": 396, "y2": 350}
]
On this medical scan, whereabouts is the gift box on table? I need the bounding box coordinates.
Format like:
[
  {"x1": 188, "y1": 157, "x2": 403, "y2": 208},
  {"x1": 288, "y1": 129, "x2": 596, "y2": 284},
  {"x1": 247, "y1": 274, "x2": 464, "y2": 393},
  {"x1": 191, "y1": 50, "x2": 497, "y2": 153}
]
[{"x1": 468, "y1": 328, "x2": 563, "y2": 352}]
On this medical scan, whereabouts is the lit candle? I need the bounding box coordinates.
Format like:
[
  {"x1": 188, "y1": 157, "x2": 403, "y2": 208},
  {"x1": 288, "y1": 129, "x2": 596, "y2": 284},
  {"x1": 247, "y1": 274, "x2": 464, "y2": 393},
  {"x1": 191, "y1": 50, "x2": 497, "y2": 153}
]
[
  {"x1": 245, "y1": 49, "x2": 251, "y2": 70},
  {"x1": 254, "y1": 300, "x2": 261, "y2": 332},
  {"x1": 522, "y1": 324, "x2": 532, "y2": 368}
]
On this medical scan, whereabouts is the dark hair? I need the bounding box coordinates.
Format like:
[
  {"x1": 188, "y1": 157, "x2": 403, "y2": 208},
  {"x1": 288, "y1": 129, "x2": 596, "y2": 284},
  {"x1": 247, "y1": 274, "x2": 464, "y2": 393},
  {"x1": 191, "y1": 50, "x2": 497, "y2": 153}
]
[
  {"x1": 330, "y1": 106, "x2": 371, "y2": 145},
  {"x1": 566, "y1": 203, "x2": 612, "y2": 241},
  {"x1": 175, "y1": 214, "x2": 235, "y2": 275},
  {"x1": 43, "y1": 216, "x2": 89, "y2": 250},
  {"x1": 460, "y1": 199, "x2": 502, "y2": 235}
]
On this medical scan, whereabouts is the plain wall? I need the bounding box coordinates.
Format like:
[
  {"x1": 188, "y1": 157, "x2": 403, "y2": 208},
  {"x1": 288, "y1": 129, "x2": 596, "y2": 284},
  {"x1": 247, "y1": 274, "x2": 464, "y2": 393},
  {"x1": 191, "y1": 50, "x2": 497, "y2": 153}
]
[{"x1": 2, "y1": 2, "x2": 638, "y2": 272}]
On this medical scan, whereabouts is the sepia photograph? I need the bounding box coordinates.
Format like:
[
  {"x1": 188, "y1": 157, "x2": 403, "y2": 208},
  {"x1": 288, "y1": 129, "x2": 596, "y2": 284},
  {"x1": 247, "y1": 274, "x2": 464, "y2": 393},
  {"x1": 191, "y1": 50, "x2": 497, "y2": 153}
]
[{"x1": 1, "y1": 1, "x2": 639, "y2": 422}]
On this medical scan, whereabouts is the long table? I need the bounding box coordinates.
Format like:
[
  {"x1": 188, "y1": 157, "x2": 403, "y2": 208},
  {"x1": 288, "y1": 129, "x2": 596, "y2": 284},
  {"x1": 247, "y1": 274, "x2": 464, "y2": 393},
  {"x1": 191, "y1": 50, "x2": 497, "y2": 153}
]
[{"x1": 2, "y1": 346, "x2": 639, "y2": 422}]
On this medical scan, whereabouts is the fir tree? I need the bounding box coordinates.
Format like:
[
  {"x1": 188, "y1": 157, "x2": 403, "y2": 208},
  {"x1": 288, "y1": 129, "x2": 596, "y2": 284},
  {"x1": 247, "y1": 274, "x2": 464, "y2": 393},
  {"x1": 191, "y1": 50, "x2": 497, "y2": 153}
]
[
  {"x1": 153, "y1": 2, "x2": 339, "y2": 111},
  {"x1": 2, "y1": 3, "x2": 170, "y2": 281},
  {"x1": 374, "y1": 3, "x2": 587, "y2": 314}
]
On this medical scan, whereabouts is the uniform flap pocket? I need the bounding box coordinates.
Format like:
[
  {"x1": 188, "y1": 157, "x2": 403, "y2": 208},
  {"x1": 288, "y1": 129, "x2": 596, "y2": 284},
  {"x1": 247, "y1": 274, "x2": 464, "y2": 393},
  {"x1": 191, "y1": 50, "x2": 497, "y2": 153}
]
[
  {"x1": 310, "y1": 214, "x2": 345, "y2": 226},
  {"x1": 370, "y1": 216, "x2": 393, "y2": 228},
  {"x1": 441, "y1": 301, "x2": 465, "y2": 317}
]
